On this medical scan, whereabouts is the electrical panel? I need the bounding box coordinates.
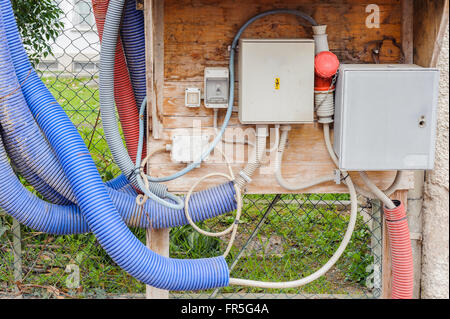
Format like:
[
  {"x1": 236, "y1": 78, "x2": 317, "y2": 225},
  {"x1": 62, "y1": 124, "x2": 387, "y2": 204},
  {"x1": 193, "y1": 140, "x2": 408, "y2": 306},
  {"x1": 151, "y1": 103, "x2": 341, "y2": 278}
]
[
  {"x1": 204, "y1": 67, "x2": 229, "y2": 108},
  {"x1": 238, "y1": 39, "x2": 315, "y2": 124},
  {"x1": 334, "y1": 64, "x2": 440, "y2": 171}
]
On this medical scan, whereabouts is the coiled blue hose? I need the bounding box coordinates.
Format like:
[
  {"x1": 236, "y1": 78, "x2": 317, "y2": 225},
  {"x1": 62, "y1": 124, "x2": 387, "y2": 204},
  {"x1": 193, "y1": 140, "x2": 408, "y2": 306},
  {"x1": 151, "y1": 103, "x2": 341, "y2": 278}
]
[
  {"x1": 0, "y1": 130, "x2": 236, "y2": 234},
  {"x1": 121, "y1": 0, "x2": 146, "y2": 108},
  {"x1": 100, "y1": 0, "x2": 184, "y2": 209},
  {"x1": 0, "y1": 2, "x2": 237, "y2": 234},
  {"x1": 0, "y1": 0, "x2": 230, "y2": 290},
  {"x1": 0, "y1": 29, "x2": 236, "y2": 231}
]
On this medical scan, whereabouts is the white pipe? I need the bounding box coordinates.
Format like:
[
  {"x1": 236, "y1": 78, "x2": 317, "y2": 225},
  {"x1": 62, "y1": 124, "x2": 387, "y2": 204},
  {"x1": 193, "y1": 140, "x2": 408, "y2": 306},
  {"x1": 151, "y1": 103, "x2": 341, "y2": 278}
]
[{"x1": 312, "y1": 25, "x2": 329, "y2": 54}]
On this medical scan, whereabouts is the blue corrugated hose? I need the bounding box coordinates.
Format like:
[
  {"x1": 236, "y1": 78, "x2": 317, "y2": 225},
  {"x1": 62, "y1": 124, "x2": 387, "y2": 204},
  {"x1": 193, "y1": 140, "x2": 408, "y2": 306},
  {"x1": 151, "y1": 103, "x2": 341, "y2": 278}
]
[
  {"x1": 121, "y1": 0, "x2": 146, "y2": 108},
  {"x1": 0, "y1": 12, "x2": 236, "y2": 233},
  {"x1": 0, "y1": 0, "x2": 230, "y2": 291},
  {"x1": 0, "y1": 14, "x2": 236, "y2": 231}
]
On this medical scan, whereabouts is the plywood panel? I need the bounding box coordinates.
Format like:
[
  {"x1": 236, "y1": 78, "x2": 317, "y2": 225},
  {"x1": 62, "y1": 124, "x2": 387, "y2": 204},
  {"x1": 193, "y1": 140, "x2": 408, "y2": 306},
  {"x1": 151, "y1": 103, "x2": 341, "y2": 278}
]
[
  {"x1": 148, "y1": 0, "x2": 414, "y2": 194},
  {"x1": 164, "y1": 0, "x2": 403, "y2": 81}
]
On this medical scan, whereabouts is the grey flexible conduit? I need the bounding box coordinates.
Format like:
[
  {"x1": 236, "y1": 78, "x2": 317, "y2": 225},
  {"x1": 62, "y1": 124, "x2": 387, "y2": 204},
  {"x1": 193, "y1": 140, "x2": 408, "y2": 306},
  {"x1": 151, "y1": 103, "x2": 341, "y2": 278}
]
[{"x1": 99, "y1": 0, "x2": 183, "y2": 209}]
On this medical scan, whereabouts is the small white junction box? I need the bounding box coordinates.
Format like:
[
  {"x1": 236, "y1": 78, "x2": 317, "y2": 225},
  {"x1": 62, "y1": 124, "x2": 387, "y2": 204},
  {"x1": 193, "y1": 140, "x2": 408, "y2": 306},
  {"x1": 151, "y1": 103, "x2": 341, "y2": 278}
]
[
  {"x1": 171, "y1": 135, "x2": 210, "y2": 164},
  {"x1": 239, "y1": 39, "x2": 315, "y2": 124},
  {"x1": 334, "y1": 64, "x2": 440, "y2": 171}
]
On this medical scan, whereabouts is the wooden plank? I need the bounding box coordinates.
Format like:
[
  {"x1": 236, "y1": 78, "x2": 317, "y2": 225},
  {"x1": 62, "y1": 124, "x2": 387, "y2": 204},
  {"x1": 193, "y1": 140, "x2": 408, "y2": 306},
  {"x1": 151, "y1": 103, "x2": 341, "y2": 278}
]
[
  {"x1": 402, "y1": 0, "x2": 414, "y2": 63},
  {"x1": 164, "y1": 0, "x2": 403, "y2": 81},
  {"x1": 153, "y1": 0, "x2": 165, "y2": 139},
  {"x1": 145, "y1": 0, "x2": 164, "y2": 139},
  {"x1": 414, "y1": 0, "x2": 449, "y2": 67},
  {"x1": 145, "y1": 228, "x2": 170, "y2": 299},
  {"x1": 149, "y1": 124, "x2": 414, "y2": 194},
  {"x1": 144, "y1": 0, "x2": 169, "y2": 300},
  {"x1": 142, "y1": 0, "x2": 413, "y2": 194}
]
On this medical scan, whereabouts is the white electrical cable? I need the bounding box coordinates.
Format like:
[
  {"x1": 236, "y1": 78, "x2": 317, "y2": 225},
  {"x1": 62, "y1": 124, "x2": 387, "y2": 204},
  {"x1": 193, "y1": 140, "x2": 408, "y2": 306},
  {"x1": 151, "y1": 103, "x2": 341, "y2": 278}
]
[
  {"x1": 275, "y1": 127, "x2": 335, "y2": 191},
  {"x1": 213, "y1": 109, "x2": 255, "y2": 147},
  {"x1": 184, "y1": 148, "x2": 242, "y2": 259},
  {"x1": 229, "y1": 124, "x2": 358, "y2": 289},
  {"x1": 359, "y1": 172, "x2": 396, "y2": 209},
  {"x1": 136, "y1": 146, "x2": 168, "y2": 206},
  {"x1": 213, "y1": 109, "x2": 280, "y2": 154},
  {"x1": 352, "y1": 171, "x2": 404, "y2": 199},
  {"x1": 322, "y1": 123, "x2": 402, "y2": 199}
]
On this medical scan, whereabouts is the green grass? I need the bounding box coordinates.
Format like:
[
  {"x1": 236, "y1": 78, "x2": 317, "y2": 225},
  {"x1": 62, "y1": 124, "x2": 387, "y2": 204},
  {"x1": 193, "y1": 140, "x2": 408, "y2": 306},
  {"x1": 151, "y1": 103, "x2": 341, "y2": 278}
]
[{"x1": 0, "y1": 77, "x2": 379, "y2": 299}]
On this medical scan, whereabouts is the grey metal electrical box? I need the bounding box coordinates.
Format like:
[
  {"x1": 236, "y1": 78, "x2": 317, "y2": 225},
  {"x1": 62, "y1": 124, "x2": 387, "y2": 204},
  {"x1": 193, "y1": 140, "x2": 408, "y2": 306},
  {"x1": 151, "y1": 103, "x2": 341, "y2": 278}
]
[
  {"x1": 334, "y1": 64, "x2": 440, "y2": 171},
  {"x1": 238, "y1": 39, "x2": 315, "y2": 124}
]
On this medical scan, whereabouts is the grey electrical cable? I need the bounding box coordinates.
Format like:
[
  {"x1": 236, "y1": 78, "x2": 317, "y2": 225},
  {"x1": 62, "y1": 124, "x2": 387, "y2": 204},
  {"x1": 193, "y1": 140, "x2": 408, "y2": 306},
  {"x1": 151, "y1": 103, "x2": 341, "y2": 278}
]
[
  {"x1": 99, "y1": 0, "x2": 184, "y2": 209},
  {"x1": 229, "y1": 124, "x2": 358, "y2": 289}
]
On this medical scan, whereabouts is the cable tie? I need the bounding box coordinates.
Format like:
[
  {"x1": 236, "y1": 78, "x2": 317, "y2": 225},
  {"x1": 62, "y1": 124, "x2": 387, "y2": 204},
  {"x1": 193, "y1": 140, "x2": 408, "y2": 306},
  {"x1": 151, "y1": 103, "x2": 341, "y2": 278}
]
[{"x1": 341, "y1": 173, "x2": 350, "y2": 183}]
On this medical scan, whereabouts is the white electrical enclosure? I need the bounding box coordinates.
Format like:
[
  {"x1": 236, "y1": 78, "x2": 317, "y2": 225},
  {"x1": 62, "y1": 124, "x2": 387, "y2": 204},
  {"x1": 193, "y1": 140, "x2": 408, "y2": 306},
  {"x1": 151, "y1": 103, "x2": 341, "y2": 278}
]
[
  {"x1": 171, "y1": 135, "x2": 210, "y2": 164},
  {"x1": 185, "y1": 88, "x2": 201, "y2": 108},
  {"x1": 239, "y1": 39, "x2": 315, "y2": 124},
  {"x1": 334, "y1": 64, "x2": 440, "y2": 171},
  {"x1": 204, "y1": 67, "x2": 229, "y2": 108}
]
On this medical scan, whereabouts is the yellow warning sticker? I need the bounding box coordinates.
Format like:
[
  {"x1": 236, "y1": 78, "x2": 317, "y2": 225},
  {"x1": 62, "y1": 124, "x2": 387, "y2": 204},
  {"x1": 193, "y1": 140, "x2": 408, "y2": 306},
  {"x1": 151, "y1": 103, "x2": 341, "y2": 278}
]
[{"x1": 275, "y1": 78, "x2": 281, "y2": 90}]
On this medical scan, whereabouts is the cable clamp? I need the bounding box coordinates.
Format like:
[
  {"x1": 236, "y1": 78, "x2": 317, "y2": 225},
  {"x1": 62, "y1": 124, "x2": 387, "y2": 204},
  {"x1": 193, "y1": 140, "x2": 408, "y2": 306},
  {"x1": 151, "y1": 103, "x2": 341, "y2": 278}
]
[
  {"x1": 239, "y1": 171, "x2": 253, "y2": 184},
  {"x1": 334, "y1": 169, "x2": 342, "y2": 185}
]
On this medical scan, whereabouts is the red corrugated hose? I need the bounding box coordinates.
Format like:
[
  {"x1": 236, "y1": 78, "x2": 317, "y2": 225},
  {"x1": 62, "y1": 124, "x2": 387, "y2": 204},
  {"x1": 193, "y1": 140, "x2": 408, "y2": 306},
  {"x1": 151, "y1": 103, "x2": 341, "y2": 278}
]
[
  {"x1": 92, "y1": 0, "x2": 145, "y2": 163},
  {"x1": 384, "y1": 200, "x2": 414, "y2": 299}
]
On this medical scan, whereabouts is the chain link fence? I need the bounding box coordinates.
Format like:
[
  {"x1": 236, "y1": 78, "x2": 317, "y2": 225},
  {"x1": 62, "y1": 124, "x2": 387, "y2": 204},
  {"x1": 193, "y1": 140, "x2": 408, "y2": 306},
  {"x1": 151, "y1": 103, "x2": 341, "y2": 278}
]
[{"x1": 0, "y1": 1, "x2": 383, "y2": 299}]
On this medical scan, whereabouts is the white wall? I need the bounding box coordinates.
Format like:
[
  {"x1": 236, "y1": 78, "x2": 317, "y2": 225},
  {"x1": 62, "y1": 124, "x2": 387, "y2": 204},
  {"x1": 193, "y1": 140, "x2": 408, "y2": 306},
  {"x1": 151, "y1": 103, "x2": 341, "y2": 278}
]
[{"x1": 421, "y1": 26, "x2": 449, "y2": 299}]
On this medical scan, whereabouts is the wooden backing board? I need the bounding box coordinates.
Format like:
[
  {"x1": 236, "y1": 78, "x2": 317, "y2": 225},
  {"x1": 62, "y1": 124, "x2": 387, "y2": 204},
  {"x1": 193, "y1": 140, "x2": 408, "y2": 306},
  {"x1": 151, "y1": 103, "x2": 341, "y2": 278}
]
[{"x1": 146, "y1": 0, "x2": 414, "y2": 194}]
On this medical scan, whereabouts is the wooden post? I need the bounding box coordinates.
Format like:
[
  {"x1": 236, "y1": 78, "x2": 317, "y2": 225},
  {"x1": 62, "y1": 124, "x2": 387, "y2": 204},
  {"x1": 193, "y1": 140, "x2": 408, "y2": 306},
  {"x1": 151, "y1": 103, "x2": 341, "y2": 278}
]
[
  {"x1": 402, "y1": 0, "x2": 414, "y2": 64},
  {"x1": 413, "y1": 0, "x2": 449, "y2": 68},
  {"x1": 144, "y1": 0, "x2": 169, "y2": 299},
  {"x1": 146, "y1": 228, "x2": 170, "y2": 299},
  {"x1": 145, "y1": 0, "x2": 164, "y2": 140}
]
